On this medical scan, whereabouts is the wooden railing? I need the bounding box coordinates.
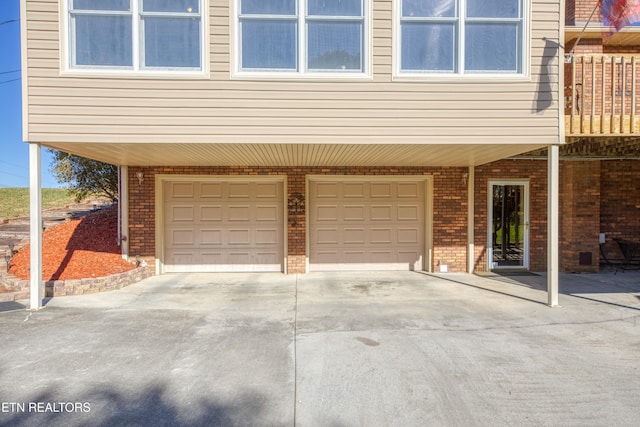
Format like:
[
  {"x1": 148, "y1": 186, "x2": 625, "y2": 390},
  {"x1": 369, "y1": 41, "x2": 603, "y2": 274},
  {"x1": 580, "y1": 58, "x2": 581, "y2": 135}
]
[{"x1": 565, "y1": 54, "x2": 640, "y2": 136}]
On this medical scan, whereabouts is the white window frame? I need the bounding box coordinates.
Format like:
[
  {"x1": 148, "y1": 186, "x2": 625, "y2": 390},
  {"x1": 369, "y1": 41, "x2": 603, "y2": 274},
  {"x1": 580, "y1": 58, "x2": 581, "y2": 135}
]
[
  {"x1": 64, "y1": 0, "x2": 207, "y2": 76},
  {"x1": 394, "y1": 0, "x2": 529, "y2": 80},
  {"x1": 234, "y1": 0, "x2": 371, "y2": 79}
]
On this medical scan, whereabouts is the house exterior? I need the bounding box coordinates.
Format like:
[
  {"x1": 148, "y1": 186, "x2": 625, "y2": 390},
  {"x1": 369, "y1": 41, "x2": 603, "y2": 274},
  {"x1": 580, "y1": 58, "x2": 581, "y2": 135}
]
[
  {"x1": 21, "y1": 0, "x2": 564, "y2": 307},
  {"x1": 560, "y1": 0, "x2": 640, "y2": 272}
]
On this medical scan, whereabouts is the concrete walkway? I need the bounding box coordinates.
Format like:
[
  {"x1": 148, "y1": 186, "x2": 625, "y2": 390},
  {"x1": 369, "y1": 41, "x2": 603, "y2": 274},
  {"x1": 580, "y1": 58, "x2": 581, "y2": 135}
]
[{"x1": 0, "y1": 271, "x2": 639, "y2": 426}]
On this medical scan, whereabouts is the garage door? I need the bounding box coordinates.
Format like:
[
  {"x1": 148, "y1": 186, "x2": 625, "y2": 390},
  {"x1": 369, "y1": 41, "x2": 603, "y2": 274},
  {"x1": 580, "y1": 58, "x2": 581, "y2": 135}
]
[
  {"x1": 163, "y1": 179, "x2": 284, "y2": 272},
  {"x1": 309, "y1": 179, "x2": 425, "y2": 271}
]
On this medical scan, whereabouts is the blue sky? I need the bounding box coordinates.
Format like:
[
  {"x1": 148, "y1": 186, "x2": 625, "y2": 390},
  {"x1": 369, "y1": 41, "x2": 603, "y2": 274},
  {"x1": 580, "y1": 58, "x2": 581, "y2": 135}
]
[{"x1": 1, "y1": 0, "x2": 59, "y2": 188}]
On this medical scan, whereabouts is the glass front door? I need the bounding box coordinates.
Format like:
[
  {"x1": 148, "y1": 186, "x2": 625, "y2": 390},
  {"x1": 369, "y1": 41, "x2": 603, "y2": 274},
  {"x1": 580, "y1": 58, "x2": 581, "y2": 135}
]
[{"x1": 489, "y1": 182, "x2": 529, "y2": 269}]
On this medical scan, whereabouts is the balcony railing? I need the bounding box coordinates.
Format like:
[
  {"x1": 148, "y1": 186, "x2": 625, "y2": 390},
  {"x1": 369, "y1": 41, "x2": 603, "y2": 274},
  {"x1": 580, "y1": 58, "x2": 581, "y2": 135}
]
[{"x1": 565, "y1": 54, "x2": 640, "y2": 136}]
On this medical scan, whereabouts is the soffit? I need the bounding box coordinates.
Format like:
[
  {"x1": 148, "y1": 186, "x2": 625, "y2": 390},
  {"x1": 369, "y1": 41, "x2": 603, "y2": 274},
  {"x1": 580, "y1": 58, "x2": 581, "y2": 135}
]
[{"x1": 41, "y1": 143, "x2": 548, "y2": 167}]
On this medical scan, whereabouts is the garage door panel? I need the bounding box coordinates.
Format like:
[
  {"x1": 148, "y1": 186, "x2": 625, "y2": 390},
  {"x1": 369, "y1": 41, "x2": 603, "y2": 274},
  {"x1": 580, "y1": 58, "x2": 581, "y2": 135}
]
[
  {"x1": 164, "y1": 180, "x2": 284, "y2": 273},
  {"x1": 370, "y1": 228, "x2": 392, "y2": 244},
  {"x1": 316, "y1": 228, "x2": 339, "y2": 244},
  {"x1": 397, "y1": 205, "x2": 419, "y2": 221},
  {"x1": 370, "y1": 182, "x2": 392, "y2": 198},
  {"x1": 371, "y1": 205, "x2": 392, "y2": 221},
  {"x1": 343, "y1": 182, "x2": 365, "y2": 198},
  {"x1": 228, "y1": 205, "x2": 251, "y2": 221},
  {"x1": 344, "y1": 205, "x2": 365, "y2": 221},
  {"x1": 316, "y1": 205, "x2": 338, "y2": 221},
  {"x1": 201, "y1": 206, "x2": 223, "y2": 221},
  {"x1": 200, "y1": 183, "x2": 222, "y2": 198},
  {"x1": 256, "y1": 229, "x2": 279, "y2": 245},
  {"x1": 256, "y1": 206, "x2": 279, "y2": 222},
  {"x1": 398, "y1": 182, "x2": 419, "y2": 197},
  {"x1": 256, "y1": 182, "x2": 280, "y2": 198},
  {"x1": 171, "y1": 206, "x2": 195, "y2": 222},
  {"x1": 397, "y1": 228, "x2": 419, "y2": 244},
  {"x1": 310, "y1": 179, "x2": 425, "y2": 271},
  {"x1": 316, "y1": 182, "x2": 338, "y2": 198},
  {"x1": 228, "y1": 229, "x2": 251, "y2": 245},
  {"x1": 228, "y1": 183, "x2": 250, "y2": 198},
  {"x1": 170, "y1": 182, "x2": 195, "y2": 198},
  {"x1": 200, "y1": 229, "x2": 222, "y2": 245},
  {"x1": 343, "y1": 228, "x2": 365, "y2": 244},
  {"x1": 171, "y1": 229, "x2": 195, "y2": 245}
]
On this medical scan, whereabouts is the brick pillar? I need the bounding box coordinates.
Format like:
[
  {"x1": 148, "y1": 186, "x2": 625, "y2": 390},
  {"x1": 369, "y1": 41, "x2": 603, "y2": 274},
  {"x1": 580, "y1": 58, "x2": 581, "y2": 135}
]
[
  {"x1": 560, "y1": 160, "x2": 601, "y2": 272},
  {"x1": 287, "y1": 170, "x2": 306, "y2": 273}
]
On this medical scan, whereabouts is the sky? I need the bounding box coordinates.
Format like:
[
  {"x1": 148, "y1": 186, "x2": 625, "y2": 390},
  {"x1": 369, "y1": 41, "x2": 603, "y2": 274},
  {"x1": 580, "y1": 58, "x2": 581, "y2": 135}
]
[{"x1": 0, "y1": 0, "x2": 59, "y2": 188}]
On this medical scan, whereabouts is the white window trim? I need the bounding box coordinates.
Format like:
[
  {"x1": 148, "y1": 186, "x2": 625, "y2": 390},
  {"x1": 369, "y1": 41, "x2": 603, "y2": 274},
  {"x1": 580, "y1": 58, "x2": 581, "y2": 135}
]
[
  {"x1": 60, "y1": 0, "x2": 209, "y2": 78},
  {"x1": 392, "y1": 0, "x2": 530, "y2": 81},
  {"x1": 232, "y1": 0, "x2": 372, "y2": 80}
]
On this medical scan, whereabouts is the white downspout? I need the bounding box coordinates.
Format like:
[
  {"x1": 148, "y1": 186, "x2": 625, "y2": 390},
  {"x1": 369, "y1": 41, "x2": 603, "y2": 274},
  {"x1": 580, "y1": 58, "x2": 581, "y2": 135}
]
[{"x1": 29, "y1": 143, "x2": 43, "y2": 310}]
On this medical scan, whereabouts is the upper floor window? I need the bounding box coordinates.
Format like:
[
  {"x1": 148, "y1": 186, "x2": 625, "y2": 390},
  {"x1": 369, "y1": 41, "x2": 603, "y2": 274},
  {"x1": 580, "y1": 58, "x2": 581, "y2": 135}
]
[
  {"x1": 237, "y1": 0, "x2": 367, "y2": 74},
  {"x1": 399, "y1": 0, "x2": 525, "y2": 75},
  {"x1": 68, "y1": 0, "x2": 203, "y2": 71}
]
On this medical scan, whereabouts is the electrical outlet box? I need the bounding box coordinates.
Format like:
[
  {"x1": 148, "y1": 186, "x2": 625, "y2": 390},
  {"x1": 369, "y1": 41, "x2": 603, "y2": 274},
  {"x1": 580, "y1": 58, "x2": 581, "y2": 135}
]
[{"x1": 599, "y1": 233, "x2": 606, "y2": 244}]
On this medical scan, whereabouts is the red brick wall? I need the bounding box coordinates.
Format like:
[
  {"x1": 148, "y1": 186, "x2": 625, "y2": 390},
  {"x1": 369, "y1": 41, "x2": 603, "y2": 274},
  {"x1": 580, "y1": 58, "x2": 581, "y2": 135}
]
[
  {"x1": 127, "y1": 166, "x2": 470, "y2": 274},
  {"x1": 560, "y1": 161, "x2": 601, "y2": 273},
  {"x1": 600, "y1": 160, "x2": 640, "y2": 259},
  {"x1": 474, "y1": 160, "x2": 548, "y2": 272}
]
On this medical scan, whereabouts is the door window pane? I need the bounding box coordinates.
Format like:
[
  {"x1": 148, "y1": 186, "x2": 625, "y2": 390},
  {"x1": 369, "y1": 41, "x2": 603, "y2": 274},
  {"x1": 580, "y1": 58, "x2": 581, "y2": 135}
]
[
  {"x1": 74, "y1": 15, "x2": 132, "y2": 66},
  {"x1": 242, "y1": 21, "x2": 297, "y2": 69},
  {"x1": 308, "y1": 22, "x2": 362, "y2": 70},
  {"x1": 144, "y1": 18, "x2": 201, "y2": 68},
  {"x1": 465, "y1": 24, "x2": 518, "y2": 72},
  {"x1": 401, "y1": 23, "x2": 455, "y2": 71}
]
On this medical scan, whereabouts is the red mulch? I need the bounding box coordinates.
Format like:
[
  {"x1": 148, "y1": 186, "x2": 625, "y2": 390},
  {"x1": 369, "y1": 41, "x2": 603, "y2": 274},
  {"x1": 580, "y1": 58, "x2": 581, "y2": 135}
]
[{"x1": 9, "y1": 206, "x2": 136, "y2": 281}]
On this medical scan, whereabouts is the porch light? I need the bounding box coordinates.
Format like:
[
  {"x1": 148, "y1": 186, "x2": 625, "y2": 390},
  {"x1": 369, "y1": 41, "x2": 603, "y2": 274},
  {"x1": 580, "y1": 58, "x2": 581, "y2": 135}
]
[{"x1": 136, "y1": 172, "x2": 144, "y2": 185}]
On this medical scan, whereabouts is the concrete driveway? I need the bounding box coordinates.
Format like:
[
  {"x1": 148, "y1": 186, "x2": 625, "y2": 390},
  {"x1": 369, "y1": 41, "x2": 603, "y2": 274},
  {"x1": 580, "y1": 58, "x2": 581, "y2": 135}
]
[{"x1": 0, "y1": 271, "x2": 639, "y2": 426}]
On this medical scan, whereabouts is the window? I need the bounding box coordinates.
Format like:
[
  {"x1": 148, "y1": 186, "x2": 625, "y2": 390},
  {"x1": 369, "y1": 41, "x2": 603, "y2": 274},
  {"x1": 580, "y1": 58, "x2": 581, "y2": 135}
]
[
  {"x1": 237, "y1": 0, "x2": 366, "y2": 74},
  {"x1": 68, "y1": 0, "x2": 203, "y2": 71},
  {"x1": 399, "y1": 0, "x2": 525, "y2": 75}
]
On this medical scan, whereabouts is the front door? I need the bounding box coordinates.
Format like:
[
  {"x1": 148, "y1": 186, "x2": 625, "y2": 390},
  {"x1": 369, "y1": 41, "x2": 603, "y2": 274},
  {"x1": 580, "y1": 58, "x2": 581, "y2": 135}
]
[{"x1": 488, "y1": 181, "x2": 529, "y2": 270}]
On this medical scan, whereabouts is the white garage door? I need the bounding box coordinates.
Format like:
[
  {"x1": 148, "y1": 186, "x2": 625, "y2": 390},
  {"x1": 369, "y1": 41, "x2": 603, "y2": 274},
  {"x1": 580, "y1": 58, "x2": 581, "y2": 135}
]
[
  {"x1": 309, "y1": 179, "x2": 425, "y2": 271},
  {"x1": 163, "y1": 179, "x2": 284, "y2": 272}
]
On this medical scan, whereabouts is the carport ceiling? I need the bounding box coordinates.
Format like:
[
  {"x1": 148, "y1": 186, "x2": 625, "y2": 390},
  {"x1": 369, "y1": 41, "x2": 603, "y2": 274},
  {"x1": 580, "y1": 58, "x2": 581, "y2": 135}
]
[{"x1": 42, "y1": 142, "x2": 548, "y2": 167}]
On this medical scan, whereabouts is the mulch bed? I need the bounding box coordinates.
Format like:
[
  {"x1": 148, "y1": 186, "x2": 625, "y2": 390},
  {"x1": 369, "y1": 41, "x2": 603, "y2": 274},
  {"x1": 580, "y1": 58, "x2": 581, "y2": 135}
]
[{"x1": 9, "y1": 206, "x2": 136, "y2": 281}]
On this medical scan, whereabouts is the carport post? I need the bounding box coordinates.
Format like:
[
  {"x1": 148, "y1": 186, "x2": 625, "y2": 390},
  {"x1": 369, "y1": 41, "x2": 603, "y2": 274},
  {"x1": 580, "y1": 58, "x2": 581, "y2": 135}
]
[
  {"x1": 29, "y1": 142, "x2": 43, "y2": 310},
  {"x1": 547, "y1": 145, "x2": 559, "y2": 307}
]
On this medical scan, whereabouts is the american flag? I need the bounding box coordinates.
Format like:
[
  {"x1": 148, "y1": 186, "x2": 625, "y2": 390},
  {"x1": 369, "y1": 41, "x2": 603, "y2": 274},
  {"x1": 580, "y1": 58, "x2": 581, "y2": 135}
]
[{"x1": 600, "y1": 0, "x2": 640, "y2": 32}]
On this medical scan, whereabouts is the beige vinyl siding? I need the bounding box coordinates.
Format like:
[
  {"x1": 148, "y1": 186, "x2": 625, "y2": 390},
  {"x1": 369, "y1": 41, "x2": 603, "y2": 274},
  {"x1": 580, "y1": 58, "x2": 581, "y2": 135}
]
[{"x1": 23, "y1": 0, "x2": 561, "y2": 152}]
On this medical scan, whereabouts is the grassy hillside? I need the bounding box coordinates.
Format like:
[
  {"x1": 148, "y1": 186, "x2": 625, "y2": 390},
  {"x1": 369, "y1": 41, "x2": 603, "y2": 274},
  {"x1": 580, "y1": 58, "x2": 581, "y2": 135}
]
[{"x1": 0, "y1": 188, "x2": 77, "y2": 219}]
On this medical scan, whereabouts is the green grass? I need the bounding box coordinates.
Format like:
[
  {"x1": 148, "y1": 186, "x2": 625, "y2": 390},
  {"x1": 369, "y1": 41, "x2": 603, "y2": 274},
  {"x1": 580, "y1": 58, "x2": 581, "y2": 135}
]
[{"x1": 0, "y1": 188, "x2": 78, "y2": 219}]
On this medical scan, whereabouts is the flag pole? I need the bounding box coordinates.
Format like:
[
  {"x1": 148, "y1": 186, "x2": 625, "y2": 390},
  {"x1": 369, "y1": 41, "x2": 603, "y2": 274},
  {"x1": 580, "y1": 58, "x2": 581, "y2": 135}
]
[{"x1": 569, "y1": 1, "x2": 602, "y2": 57}]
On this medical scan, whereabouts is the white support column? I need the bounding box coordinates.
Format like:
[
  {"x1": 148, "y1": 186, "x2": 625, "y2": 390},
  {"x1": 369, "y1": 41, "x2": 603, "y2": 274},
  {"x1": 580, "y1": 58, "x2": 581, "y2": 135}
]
[
  {"x1": 467, "y1": 166, "x2": 475, "y2": 273},
  {"x1": 119, "y1": 166, "x2": 130, "y2": 260},
  {"x1": 547, "y1": 145, "x2": 560, "y2": 307},
  {"x1": 29, "y1": 143, "x2": 43, "y2": 310}
]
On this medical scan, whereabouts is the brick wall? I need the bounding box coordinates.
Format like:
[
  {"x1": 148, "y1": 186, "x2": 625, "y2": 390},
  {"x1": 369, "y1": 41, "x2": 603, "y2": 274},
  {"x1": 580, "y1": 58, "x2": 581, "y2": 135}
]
[
  {"x1": 127, "y1": 166, "x2": 469, "y2": 274},
  {"x1": 600, "y1": 160, "x2": 640, "y2": 259},
  {"x1": 560, "y1": 161, "x2": 601, "y2": 272}
]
